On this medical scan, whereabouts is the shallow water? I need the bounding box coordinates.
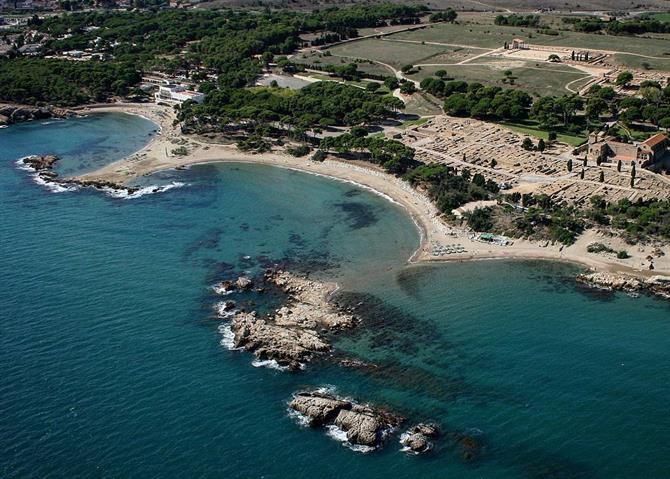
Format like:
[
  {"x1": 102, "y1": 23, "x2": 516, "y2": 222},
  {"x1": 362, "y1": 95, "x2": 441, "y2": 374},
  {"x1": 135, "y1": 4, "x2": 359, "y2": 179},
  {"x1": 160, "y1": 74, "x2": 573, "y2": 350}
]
[{"x1": 1, "y1": 114, "x2": 670, "y2": 478}]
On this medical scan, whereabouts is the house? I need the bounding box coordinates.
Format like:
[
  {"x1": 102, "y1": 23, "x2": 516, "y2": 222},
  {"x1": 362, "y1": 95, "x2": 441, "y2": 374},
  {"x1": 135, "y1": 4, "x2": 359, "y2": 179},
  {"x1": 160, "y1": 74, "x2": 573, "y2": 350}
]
[
  {"x1": 639, "y1": 133, "x2": 669, "y2": 163},
  {"x1": 155, "y1": 84, "x2": 204, "y2": 105},
  {"x1": 587, "y1": 131, "x2": 669, "y2": 166}
]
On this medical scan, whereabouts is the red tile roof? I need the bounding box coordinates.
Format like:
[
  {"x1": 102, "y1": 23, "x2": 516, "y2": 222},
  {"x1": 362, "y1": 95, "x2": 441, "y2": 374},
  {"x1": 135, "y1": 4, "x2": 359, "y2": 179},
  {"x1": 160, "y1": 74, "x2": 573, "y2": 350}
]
[{"x1": 642, "y1": 133, "x2": 668, "y2": 148}]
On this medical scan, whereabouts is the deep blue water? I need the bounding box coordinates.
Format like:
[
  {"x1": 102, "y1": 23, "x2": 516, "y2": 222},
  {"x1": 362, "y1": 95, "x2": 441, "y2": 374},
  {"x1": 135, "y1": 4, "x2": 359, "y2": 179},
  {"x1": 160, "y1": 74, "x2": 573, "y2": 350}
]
[{"x1": 1, "y1": 114, "x2": 670, "y2": 478}]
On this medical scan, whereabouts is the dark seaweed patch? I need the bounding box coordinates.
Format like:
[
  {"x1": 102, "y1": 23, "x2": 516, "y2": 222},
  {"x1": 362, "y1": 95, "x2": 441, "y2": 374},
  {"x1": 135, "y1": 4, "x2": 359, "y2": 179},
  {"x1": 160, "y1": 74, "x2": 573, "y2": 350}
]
[
  {"x1": 333, "y1": 201, "x2": 378, "y2": 230},
  {"x1": 182, "y1": 227, "x2": 223, "y2": 259}
]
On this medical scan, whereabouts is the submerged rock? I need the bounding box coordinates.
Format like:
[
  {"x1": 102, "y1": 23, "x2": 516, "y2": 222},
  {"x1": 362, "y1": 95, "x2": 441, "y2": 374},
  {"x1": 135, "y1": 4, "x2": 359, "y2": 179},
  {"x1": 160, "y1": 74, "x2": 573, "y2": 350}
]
[{"x1": 289, "y1": 390, "x2": 402, "y2": 449}]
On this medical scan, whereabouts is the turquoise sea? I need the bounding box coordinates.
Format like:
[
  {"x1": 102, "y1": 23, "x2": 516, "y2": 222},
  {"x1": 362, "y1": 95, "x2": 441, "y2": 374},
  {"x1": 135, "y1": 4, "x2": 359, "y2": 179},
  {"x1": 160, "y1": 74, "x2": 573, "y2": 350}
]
[{"x1": 1, "y1": 113, "x2": 670, "y2": 478}]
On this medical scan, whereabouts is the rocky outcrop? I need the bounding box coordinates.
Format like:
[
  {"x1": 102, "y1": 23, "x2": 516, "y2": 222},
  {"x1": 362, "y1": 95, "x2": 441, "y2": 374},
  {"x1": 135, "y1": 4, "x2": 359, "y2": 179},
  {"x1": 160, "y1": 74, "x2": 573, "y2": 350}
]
[
  {"x1": 289, "y1": 390, "x2": 403, "y2": 449},
  {"x1": 231, "y1": 311, "x2": 330, "y2": 371},
  {"x1": 289, "y1": 391, "x2": 350, "y2": 427},
  {"x1": 224, "y1": 270, "x2": 357, "y2": 370},
  {"x1": 400, "y1": 423, "x2": 440, "y2": 454},
  {"x1": 0, "y1": 103, "x2": 73, "y2": 125},
  {"x1": 22, "y1": 154, "x2": 60, "y2": 172},
  {"x1": 577, "y1": 271, "x2": 670, "y2": 300},
  {"x1": 235, "y1": 276, "x2": 253, "y2": 290},
  {"x1": 17, "y1": 155, "x2": 141, "y2": 196}
]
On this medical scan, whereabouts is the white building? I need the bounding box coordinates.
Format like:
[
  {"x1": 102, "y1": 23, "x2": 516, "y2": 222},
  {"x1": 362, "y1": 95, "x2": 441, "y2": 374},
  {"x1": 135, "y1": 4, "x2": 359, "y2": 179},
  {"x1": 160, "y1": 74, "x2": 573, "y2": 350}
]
[{"x1": 155, "y1": 84, "x2": 204, "y2": 105}]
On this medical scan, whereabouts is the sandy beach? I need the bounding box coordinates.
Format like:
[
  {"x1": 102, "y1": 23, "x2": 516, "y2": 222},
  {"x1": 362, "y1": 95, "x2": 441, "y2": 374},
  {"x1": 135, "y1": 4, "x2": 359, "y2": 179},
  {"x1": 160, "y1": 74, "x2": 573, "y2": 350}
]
[{"x1": 72, "y1": 103, "x2": 670, "y2": 278}]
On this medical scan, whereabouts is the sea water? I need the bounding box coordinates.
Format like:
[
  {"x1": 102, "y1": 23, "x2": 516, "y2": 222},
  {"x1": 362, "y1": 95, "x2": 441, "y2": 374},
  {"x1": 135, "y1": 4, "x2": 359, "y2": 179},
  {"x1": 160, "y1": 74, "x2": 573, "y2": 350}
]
[{"x1": 1, "y1": 114, "x2": 669, "y2": 478}]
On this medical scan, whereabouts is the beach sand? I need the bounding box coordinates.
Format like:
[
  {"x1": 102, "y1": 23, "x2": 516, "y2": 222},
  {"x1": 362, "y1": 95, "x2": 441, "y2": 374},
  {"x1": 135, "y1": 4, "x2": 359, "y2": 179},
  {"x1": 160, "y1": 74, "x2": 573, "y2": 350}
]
[{"x1": 72, "y1": 103, "x2": 670, "y2": 278}]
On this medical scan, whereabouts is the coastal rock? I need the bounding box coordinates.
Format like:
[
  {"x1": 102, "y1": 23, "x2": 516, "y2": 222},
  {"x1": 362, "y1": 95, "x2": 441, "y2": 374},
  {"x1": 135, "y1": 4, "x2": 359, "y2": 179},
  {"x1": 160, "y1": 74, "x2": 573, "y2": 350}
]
[
  {"x1": 289, "y1": 391, "x2": 350, "y2": 426},
  {"x1": 400, "y1": 423, "x2": 440, "y2": 454},
  {"x1": 235, "y1": 276, "x2": 253, "y2": 290},
  {"x1": 334, "y1": 405, "x2": 401, "y2": 447},
  {"x1": 289, "y1": 390, "x2": 403, "y2": 449},
  {"x1": 577, "y1": 272, "x2": 670, "y2": 300},
  {"x1": 230, "y1": 311, "x2": 329, "y2": 371},
  {"x1": 221, "y1": 270, "x2": 357, "y2": 371},
  {"x1": 23, "y1": 155, "x2": 60, "y2": 172},
  {"x1": 0, "y1": 103, "x2": 72, "y2": 125}
]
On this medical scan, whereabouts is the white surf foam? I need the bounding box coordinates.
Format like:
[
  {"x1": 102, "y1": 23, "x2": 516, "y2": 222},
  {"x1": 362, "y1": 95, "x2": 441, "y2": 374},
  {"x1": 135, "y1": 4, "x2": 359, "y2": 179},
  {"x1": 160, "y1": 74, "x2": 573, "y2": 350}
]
[
  {"x1": 214, "y1": 302, "x2": 236, "y2": 318},
  {"x1": 211, "y1": 283, "x2": 234, "y2": 295},
  {"x1": 32, "y1": 174, "x2": 78, "y2": 193},
  {"x1": 103, "y1": 181, "x2": 186, "y2": 200},
  {"x1": 251, "y1": 359, "x2": 289, "y2": 371},
  {"x1": 325, "y1": 425, "x2": 376, "y2": 453},
  {"x1": 217, "y1": 323, "x2": 241, "y2": 351},
  {"x1": 287, "y1": 408, "x2": 311, "y2": 427}
]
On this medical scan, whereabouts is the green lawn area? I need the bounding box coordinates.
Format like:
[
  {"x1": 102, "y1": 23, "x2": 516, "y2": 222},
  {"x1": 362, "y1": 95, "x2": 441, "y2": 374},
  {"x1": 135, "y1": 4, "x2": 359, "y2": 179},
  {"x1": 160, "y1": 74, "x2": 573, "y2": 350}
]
[
  {"x1": 398, "y1": 117, "x2": 430, "y2": 128},
  {"x1": 407, "y1": 61, "x2": 591, "y2": 97},
  {"x1": 292, "y1": 51, "x2": 396, "y2": 77},
  {"x1": 389, "y1": 22, "x2": 562, "y2": 49},
  {"x1": 499, "y1": 120, "x2": 587, "y2": 147},
  {"x1": 327, "y1": 38, "x2": 453, "y2": 69},
  {"x1": 644, "y1": 12, "x2": 670, "y2": 22},
  {"x1": 611, "y1": 53, "x2": 670, "y2": 72}
]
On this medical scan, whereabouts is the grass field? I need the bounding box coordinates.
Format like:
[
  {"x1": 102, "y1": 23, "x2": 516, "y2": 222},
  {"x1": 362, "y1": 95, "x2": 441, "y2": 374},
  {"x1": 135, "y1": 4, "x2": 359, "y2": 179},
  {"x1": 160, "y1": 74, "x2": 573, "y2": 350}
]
[
  {"x1": 407, "y1": 61, "x2": 591, "y2": 97},
  {"x1": 403, "y1": 92, "x2": 444, "y2": 117},
  {"x1": 611, "y1": 53, "x2": 670, "y2": 72},
  {"x1": 644, "y1": 12, "x2": 670, "y2": 22},
  {"x1": 389, "y1": 23, "x2": 560, "y2": 49},
  {"x1": 328, "y1": 38, "x2": 456, "y2": 69},
  {"x1": 385, "y1": 22, "x2": 670, "y2": 69},
  {"x1": 499, "y1": 120, "x2": 587, "y2": 146},
  {"x1": 292, "y1": 51, "x2": 396, "y2": 77}
]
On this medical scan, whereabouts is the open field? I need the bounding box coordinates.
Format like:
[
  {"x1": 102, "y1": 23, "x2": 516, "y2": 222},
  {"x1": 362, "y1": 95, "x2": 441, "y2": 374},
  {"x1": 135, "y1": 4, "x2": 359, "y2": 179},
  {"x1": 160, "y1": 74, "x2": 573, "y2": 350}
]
[
  {"x1": 385, "y1": 23, "x2": 670, "y2": 70},
  {"x1": 292, "y1": 51, "x2": 396, "y2": 77},
  {"x1": 407, "y1": 61, "x2": 591, "y2": 97},
  {"x1": 388, "y1": 23, "x2": 560, "y2": 49},
  {"x1": 402, "y1": 91, "x2": 444, "y2": 117},
  {"x1": 328, "y1": 38, "x2": 455, "y2": 69},
  {"x1": 611, "y1": 54, "x2": 670, "y2": 72}
]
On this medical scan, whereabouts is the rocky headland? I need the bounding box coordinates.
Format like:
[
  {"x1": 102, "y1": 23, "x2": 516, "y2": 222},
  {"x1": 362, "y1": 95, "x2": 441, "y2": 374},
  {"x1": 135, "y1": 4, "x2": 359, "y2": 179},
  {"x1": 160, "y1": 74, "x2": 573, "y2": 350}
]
[
  {"x1": 18, "y1": 154, "x2": 144, "y2": 196},
  {"x1": 577, "y1": 271, "x2": 670, "y2": 300},
  {"x1": 0, "y1": 103, "x2": 74, "y2": 126}
]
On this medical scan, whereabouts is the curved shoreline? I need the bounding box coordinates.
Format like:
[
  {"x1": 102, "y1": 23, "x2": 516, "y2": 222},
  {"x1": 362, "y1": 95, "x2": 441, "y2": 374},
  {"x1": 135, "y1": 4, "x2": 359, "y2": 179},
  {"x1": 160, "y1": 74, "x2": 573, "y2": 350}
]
[{"x1": 68, "y1": 103, "x2": 670, "y2": 279}]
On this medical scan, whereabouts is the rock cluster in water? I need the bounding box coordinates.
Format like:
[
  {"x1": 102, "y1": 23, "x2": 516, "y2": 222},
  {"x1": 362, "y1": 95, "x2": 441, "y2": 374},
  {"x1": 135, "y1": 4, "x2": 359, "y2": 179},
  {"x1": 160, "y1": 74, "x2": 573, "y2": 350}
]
[
  {"x1": 577, "y1": 271, "x2": 670, "y2": 300},
  {"x1": 400, "y1": 423, "x2": 440, "y2": 454},
  {"x1": 225, "y1": 270, "x2": 357, "y2": 371},
  {"x1": 289, "y1": 390, "x2": 403, "y2": 449}
]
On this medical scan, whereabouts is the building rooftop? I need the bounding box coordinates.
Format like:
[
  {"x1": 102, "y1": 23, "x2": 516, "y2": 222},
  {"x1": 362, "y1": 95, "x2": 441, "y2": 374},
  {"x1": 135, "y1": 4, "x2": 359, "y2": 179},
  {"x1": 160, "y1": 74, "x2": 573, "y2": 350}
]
[{"x1": 642, "y1": 133, "x2": 668, "y2": 149}]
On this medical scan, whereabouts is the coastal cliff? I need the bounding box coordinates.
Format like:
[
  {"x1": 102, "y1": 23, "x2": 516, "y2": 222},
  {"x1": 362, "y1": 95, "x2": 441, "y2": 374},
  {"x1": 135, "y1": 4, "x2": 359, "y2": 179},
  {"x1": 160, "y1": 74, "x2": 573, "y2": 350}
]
[{"x1": 0, "y1": 103, "x2": 74, "y2": 126}]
